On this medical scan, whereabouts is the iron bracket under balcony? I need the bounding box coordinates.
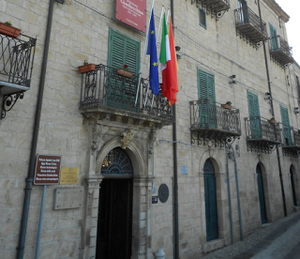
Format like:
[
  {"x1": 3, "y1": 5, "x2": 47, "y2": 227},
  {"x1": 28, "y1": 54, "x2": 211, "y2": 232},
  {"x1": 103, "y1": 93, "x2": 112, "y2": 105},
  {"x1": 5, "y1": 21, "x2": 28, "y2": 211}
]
[
  {"x1": 269, "y1": 35, "x2": 294, "y2": 67},
  {"x1": 234, "y1": 7, "x2": 268, "y2": 47},
  {"x1": 191, "y1": 0, "x2": 230, "y2": 20},
  {"x1": 79, "y1": 64, "x2": 174, "y2": 129},
  {"x1": 0, "y1": 33, "x2": 36, "y2": 119},
  {"x1": 245, "y1": 117, "x2": 281, "y2": 154},
  {"x1": 190, "y1": 100, "x2": 241, "y2": 148}
]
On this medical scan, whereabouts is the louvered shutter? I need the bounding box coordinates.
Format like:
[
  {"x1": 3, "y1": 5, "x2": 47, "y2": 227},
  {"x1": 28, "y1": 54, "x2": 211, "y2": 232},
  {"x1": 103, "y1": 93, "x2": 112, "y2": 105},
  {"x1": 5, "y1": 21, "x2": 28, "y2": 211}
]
[
  {"x1": 269, "y1": 23, "x2": 278, "y2": 51},
  {"x1": 108, "y1": 29, "x2": 140, "y2": 75},
  {"x1": 280, "y1": 106, "x2": 292, "y2": 145},
  {"x1": 247, "y1": 92, "x2": 261, "y2": 138},
  {"x1": 107, "y1": 29, "x2": 140, "y2": 109},
  {"x1": 198, "y1": 69, "x2": 216, "y2": 128}
]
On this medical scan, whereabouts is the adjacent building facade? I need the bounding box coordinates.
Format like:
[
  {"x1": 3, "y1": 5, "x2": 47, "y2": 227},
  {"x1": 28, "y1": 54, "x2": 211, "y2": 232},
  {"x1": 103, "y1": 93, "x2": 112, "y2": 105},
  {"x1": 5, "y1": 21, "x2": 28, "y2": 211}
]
[{"x1": 0, "y1": 0, "x2": 299, "y2": 258}]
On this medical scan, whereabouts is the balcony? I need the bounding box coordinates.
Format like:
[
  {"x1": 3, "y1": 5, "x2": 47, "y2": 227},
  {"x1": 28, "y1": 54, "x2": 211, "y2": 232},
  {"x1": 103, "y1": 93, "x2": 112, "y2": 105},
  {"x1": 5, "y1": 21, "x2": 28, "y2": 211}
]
[
  {"x1": 245, "y1": 116, "x2": 281, "y2": 153},
  {"x1": 190, "y1": 100, "x2": 241, "y2": 147},
  {"x1": 280, "y1": 124, "x2": 300, "y2": 156},
  {"x1": 234, "y1": 7, "x2": 268, "y2": 46},
  {"x1": 192, "y1": 0, "x2": 230, "y2": 19},
  {"x1": 79, "y1": 64, "x2": 173, "y2": 128},
  {"x1": 269, "y1": 35, "x2": 294, "y2": 66},
  {"x1": 0, "y1": 33, "x2": 36, "y2": 119}
]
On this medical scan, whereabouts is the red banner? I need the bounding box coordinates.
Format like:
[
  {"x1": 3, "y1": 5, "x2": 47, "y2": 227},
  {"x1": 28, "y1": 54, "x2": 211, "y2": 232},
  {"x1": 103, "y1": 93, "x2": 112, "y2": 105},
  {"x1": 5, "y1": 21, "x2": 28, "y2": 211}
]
[{"x1": 116, "y1": 0, "x2": 146, "y2": 33}]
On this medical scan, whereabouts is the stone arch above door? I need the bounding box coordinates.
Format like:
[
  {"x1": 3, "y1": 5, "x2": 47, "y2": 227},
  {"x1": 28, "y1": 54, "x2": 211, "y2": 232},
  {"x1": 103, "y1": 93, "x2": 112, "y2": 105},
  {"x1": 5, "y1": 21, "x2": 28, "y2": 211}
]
[{"x1": 95, "y1": 136, "x2": 146, "y2": 177}]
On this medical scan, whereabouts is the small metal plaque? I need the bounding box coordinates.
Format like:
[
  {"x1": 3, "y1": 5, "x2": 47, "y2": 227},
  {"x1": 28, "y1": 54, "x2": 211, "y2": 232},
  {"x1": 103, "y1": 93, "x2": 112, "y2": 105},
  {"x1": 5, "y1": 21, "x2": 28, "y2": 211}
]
[
  {"x1": 181, "y1": 166, "x2": 188, "y2": 175},
  {"x1": 60, "y1": 167, "x2": 79, "y2": 185},
  {"x1": 54, "y1": 187, "x2": 83, "y2": 210},
  {"x1": 152, "y1": 196, "x2": 158, "y2": 204},
  {"x1": 158, "y1": 184, "x2": 169, "y2": 203}
]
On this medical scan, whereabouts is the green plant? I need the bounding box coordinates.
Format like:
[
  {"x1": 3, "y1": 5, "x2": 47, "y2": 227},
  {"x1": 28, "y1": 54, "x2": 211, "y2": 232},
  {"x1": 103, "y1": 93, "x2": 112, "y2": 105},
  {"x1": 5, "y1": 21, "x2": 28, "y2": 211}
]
[
  {"x1": 4, "y1": 21, "x2": 12, "y2": 26},
  {"x1": 83, "y1": 60, "x2": 89, "y2": 65},
  {"x1": 123, "y1": 64, "x2": 128, "y2": 71},
  {"x1": 270, "y1": 116, "x2": 275, "y2": 121},
  {"x1": 226, "y1": 101, "x2": 232, "y2": 106}
]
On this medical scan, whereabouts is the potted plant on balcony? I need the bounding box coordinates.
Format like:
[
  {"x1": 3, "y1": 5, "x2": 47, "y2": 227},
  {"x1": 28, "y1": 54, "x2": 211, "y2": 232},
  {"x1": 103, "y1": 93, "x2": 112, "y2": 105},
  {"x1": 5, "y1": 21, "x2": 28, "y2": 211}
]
[
  {"x1": 269, "y1": 116, "x2": 276, "y2": 124},
  {"x1": 222, "y1": 101, "x2": 232, "y2": 110},
  {"x1": 78, "y1": 60, "x2": 95, "y2": 74},
  {"x1": 0, "y1": 21, "x2": 21, "y2": 38},
  {"x1": 116, "y1": 64, "x2": 134, "y2": 79}
]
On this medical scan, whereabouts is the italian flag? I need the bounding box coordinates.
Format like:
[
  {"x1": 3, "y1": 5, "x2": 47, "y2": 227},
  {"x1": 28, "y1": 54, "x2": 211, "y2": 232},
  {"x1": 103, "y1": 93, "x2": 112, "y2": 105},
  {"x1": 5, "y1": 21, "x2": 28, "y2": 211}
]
[{"x1": 159, "y1": 14, "x2": 178, "y2": 106}]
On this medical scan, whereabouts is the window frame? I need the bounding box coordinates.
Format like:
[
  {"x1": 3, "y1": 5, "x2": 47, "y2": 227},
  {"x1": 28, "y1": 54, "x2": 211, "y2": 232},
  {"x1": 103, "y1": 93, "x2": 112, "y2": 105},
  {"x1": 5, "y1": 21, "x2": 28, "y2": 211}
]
[{"x1": 199, "y1": 8, "x2": 207, "y2": 29}]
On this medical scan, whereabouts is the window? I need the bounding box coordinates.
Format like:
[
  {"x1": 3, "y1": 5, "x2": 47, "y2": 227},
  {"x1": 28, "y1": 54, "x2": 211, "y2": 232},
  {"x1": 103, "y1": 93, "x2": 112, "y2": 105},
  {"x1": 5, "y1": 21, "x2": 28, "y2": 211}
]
[
  {"x1": 280, "y1": 106, "x2": 292, "y2": 145},
  {"x1": 197, "y1": 68, "x2": 216, "y2": 128},
  {"x1": 247, "y1": 91, "x2": 261, "y2": 138},
  {"x1": 199, "y1": 8, "x2": 206, "y2": 29},
  {"x1": 296, "y1": 75, "x2": 300, "y2": 101},
  {"x1": 108, "y1": 28, "x2": 140, "y2": 75},
  {"x1": 269, "y1": 23, "x2": 278, "y2": 51}
]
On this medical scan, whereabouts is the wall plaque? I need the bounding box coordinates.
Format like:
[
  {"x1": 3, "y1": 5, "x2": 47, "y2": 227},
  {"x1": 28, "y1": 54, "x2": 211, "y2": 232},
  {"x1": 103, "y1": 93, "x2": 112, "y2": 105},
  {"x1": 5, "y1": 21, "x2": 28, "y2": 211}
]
[
  {"x1": 54, "y1": 187, "x2": 83, "y2": 210},
  {"x1": 60, "y1": 167, "x2": 79, "y2": 185},
  {"x1": 34, "y1": 154, "x2": 62, "y2": 185},
  {"x1": 158, "y1": 184, "x2": 169, "y2": 203},
  {"x1": 115, "y1": 0, "x2": 146, "y2": 33}
]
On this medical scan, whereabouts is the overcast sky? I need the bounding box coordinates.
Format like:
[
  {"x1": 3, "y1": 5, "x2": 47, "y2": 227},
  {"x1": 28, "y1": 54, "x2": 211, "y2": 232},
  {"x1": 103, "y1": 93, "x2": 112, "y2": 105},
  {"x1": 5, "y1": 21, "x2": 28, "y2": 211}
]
[{"x1": 275, "y1": 0, "x2": 300, "y2": 63}]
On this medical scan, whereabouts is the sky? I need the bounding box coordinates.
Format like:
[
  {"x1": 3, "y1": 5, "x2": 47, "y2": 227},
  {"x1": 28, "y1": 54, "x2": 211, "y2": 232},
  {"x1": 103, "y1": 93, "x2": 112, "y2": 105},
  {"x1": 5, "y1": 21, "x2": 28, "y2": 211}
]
[{"x1": 275, "y1": 0, "x2": 300, "y2": 63}]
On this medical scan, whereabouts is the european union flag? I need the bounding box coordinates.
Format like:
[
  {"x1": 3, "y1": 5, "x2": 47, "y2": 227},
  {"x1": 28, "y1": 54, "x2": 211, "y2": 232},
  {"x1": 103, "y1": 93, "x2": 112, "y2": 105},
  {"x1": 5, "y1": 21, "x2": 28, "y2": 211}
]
[{"x1": 146, "y1": 9, "x2": 159, "y2": 95}]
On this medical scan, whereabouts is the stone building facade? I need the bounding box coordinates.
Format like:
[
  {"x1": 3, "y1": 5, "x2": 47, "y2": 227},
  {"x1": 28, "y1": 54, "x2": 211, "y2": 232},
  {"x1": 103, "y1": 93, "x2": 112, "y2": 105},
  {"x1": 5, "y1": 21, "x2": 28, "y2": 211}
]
[{"x1": 0, "y1": 0, "x2": 299, "y2": 259}]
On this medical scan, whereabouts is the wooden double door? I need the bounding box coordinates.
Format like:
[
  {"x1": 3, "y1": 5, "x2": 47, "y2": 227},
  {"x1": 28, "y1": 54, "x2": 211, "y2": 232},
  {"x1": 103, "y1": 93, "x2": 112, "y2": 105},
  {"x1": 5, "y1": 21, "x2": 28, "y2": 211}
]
[{"x1": 96, "y1": 179, "x2": 133, "y2": 259}]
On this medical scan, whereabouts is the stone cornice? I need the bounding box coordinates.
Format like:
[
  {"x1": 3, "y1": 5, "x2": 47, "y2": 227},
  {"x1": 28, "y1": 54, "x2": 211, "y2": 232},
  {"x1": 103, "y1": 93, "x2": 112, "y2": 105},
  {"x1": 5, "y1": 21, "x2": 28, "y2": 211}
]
[{"x1": 264, "y1": 0, "x2": 289, "y2": 22}]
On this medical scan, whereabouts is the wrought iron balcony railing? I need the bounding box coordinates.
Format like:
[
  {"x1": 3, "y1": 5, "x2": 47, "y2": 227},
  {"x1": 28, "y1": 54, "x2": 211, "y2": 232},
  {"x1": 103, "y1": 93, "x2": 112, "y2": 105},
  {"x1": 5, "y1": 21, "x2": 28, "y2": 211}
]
[
  {"x1": 79, "y1": 64, "x2": 173, "y2": 125},
  {"x1": 269, "y1": 35, "x2": 294, "y2": 66},
  {"x1": 0, "y1": 33, "x2": 36, "y2": 94},
  {"x1": 191, "y1": 0, "x2": 230, "y2": 19},
  {"x1": 245, "y1": 116, "x2": 281, "y2": 153},
  {"x1": 279, "y1": 123, "x2": 300, "y2": 156},
  {"x1": 234, "y1": 7, "x2": 268, "y2": 45},
  {"x1": 190, "y1": 100, "x2": 241, "y2": 146},
  {"x1": 0, "y1": 33, "x2": 36, "y2": 119}
]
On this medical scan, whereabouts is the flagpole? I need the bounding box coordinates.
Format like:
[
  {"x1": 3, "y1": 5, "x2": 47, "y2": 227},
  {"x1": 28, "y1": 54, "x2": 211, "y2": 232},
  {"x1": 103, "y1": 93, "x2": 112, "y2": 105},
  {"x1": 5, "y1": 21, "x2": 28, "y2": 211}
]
[
  {"x1": 134, "y1": 0, "x2": 155, "y2": 107},
  {"x1": 150, "y1": 6, "x2": 165, "y2": 109}
]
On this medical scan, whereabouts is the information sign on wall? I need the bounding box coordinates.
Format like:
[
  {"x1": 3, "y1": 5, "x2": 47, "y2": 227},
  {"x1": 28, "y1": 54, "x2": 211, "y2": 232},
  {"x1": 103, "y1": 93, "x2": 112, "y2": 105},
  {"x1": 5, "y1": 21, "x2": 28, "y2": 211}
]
[
  {"x1": 60, "y1": 167, "x2": 79, "y2": 185},
  {"x1": 34, "y1": 155, "x2": 62, "y2": 185},
  {"x1": 115, "y1": 0, "x2": 146, "y2": 33}
]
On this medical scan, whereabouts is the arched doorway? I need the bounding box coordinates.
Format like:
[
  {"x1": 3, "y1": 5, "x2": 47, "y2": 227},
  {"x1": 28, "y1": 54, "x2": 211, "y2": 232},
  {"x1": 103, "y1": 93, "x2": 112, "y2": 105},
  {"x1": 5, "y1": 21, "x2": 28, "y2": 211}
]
[
  {"x1": 256, "y1": 164, "x2": 267, "y2": 224},
  {"x1": 204, "y1": 159, "x2": 218, "y2": 241},
  {"x1": 290, "y1": 166, "x2": 297, "y2": 206},
  {"x1": 96, "y1": 148, "x2": 133, "y2": 259}
]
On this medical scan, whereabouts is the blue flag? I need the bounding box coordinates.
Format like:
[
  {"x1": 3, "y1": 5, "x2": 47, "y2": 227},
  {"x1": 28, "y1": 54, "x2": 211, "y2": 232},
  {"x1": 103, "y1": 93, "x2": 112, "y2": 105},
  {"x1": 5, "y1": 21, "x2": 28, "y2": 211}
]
[{"x1": 146, "y1": 9, "x2": 159, "y2": 95}]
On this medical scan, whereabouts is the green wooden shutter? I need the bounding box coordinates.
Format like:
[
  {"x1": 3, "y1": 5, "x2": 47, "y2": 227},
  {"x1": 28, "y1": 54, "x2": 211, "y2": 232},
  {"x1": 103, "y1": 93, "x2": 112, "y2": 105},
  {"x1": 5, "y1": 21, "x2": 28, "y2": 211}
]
[
  {"x1": 280, "y1": 106, "x2": 292, "y2": 145},
  {"x1": 107, "y1": 29, "x2": 140, "y2": 110},
  {"x1": 269, "y1": 23, "x2": 278, "y2": 51},
  {"x1": 257, "y1": 165, "x2": 267, "y2": 224},
  {"x1": 197, "y1": 69, "x2": 216, "y2": 128},
  {"x1": 247, "y1": 92, "x2": 261, "y2": 138},
  {"x1": 108, "y1": 29, "x2": 140, "y2": 75}
]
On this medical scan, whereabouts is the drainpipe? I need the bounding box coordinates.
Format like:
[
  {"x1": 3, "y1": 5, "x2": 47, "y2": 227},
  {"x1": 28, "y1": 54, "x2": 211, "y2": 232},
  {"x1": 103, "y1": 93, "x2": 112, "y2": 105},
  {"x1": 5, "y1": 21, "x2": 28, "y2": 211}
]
[
  {"x1": 257, "y1": 0, "x2": 287, "y2": 217},
  {"x1": 226, "y1": 149, "x2": 234, "y2": 244},
  {"x1": 170, "y1": 0, "x2": 179, "y2": 258},
  {"x1": 17, "y1": 1, "x2": 55, "y2": 258},
  {"x1": 229, "y1": 144, "x2": 243, "y2": 240}
]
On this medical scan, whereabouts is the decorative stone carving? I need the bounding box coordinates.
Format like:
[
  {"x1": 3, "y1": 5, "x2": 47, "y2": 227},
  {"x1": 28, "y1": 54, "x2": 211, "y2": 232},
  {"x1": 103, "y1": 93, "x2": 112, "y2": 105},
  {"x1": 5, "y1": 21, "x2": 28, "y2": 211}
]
[
  {"x1": 148, "y1": 126, "x2": 158, "y2": 154},
  {"x1": 120, "y1": 129, "x2": 134, "y2": 149},
  {"x1": 91, "y1": 123, "x2": 103, "y2": 154}
]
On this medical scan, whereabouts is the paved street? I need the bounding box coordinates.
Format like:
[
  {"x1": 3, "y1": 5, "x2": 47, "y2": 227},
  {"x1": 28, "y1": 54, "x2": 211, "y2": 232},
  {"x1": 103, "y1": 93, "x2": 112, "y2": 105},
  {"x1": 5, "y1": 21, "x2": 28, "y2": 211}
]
[{"x1": 202, "y1": 210, "x2": 300, "y2": 259}]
